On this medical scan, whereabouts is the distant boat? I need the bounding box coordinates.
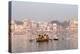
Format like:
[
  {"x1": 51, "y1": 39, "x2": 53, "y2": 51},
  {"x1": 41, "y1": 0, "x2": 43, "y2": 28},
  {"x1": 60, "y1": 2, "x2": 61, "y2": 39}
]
[
  {"x1": 54, "y1": 38, "x2": 58, "y2": 40},
  {"x1": 54, "y1": 35, "x2": 59, "y2": 40}
]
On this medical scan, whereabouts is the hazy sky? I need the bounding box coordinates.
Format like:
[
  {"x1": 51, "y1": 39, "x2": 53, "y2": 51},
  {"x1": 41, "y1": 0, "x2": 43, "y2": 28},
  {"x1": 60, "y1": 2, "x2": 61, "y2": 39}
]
[{"x1": 12, "y1": 1, "x2": 78, "y2": 22}]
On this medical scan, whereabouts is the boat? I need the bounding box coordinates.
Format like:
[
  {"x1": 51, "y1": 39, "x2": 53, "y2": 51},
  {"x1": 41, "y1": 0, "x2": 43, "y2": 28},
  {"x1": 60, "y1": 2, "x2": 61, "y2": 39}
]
[
  {"x1": 36, "y1": 34, "x2": 49, "y2": 42},
  {"x1": 54, "y1": 36, "x2": 59, "y2": 40}
]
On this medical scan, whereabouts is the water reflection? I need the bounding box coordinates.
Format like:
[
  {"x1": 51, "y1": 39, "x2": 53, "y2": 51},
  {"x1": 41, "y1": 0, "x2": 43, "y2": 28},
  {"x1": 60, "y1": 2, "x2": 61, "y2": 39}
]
[{"x1": 11, "y1": 32, "x2": 78, "y2": 53}]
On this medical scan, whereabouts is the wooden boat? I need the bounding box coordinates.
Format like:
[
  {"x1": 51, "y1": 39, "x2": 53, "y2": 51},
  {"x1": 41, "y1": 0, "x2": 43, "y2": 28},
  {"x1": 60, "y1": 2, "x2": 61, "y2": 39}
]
[{"x1": 36, "y1": 34, "x2": 49, "y2": 42}]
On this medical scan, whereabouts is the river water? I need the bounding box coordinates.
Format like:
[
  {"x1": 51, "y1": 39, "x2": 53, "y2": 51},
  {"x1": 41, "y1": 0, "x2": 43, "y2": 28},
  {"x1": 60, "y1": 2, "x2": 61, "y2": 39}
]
[{"x1": 11, "y1": 31, "x2": 78, "y2": 53}]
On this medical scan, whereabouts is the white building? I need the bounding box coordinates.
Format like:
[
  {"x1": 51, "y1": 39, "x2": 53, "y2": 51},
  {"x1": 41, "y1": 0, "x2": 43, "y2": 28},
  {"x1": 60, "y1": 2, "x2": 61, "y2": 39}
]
[{"x1": 53, "y1": 23, "x2": 57, "y2": 32}]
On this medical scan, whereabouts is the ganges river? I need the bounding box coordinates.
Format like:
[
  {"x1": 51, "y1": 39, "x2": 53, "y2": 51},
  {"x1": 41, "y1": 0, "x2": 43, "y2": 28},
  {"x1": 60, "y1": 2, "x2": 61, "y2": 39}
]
[{"x1": 11, "y1": 31, "x2": 78, "y2": 53}]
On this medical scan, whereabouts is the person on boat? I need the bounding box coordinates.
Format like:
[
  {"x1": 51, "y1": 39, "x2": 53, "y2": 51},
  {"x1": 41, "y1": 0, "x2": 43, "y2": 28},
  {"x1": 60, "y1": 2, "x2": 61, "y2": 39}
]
[{"x1": 43, "y1": 34, "x2": 49, "y2": 40}]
